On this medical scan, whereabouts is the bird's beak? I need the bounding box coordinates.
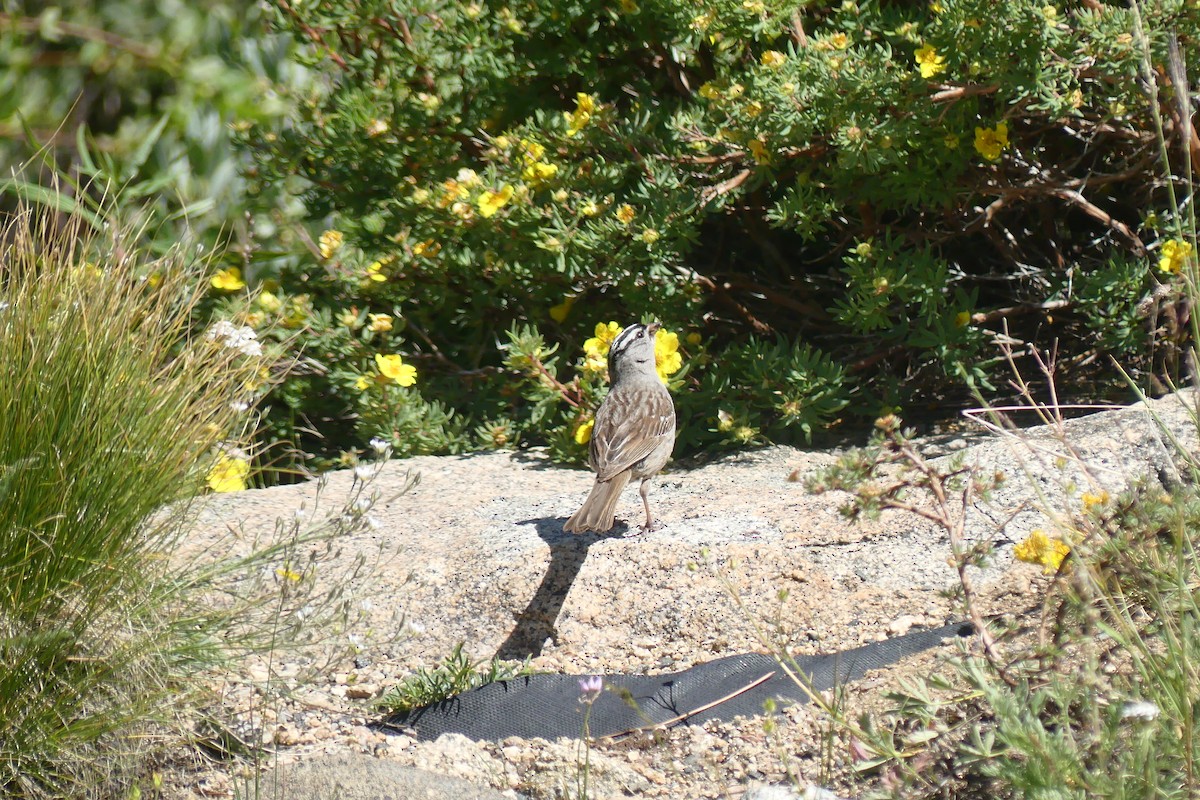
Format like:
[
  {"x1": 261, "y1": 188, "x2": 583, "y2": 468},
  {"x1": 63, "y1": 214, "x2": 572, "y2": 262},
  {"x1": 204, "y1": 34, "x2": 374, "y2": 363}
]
[{"x1": 646, "y1": 322, "x2": 661, "y2": 334}]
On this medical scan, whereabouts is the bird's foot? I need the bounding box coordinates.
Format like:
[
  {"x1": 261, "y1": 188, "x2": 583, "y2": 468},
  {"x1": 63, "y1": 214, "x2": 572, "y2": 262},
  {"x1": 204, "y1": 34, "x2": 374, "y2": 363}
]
[{"x1": 629, "y1": 519, "x2": 664, "y2": 537}]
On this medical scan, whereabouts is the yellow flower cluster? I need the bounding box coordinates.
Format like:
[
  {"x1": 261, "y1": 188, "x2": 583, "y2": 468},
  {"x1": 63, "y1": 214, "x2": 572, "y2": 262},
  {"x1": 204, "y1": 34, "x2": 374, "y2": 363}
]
[
  {"x1": 1013, "y1": 529, "x2": 1070, "y2": 575},
  {"x1": 1158, "y1": 238, "x2": 1194, "y2": 275}
]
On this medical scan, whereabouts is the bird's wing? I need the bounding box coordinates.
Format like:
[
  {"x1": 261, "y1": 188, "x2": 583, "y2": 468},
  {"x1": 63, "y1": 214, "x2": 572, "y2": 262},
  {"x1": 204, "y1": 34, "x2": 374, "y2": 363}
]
[{"x1": 590, "y1": 385, "x2": 676, "y2": 481}]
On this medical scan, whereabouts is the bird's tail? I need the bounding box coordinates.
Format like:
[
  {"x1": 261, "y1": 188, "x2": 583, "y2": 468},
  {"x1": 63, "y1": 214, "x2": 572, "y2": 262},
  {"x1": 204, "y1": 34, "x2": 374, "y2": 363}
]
[{"x1": 563, "y1": 472, "x2": 632, "y2": 533}]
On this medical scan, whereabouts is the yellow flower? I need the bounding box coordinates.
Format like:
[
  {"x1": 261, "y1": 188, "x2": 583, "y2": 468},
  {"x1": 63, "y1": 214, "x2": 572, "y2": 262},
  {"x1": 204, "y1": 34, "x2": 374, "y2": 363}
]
[
  {"x1": 1081, "y1": 490, "x2": 1110, "y2": 509},
  {"x1": 1013, "y1": 529, "x2": 1071, "y2": 575},
  {"x1": 211, "y1": 267, "x2": 246, "y2": 292},
  {"x1": 581, "y1": 200, "x2": 601, "y2": 216},
  {"x1": 615, "y1": 204, "x2": 636, "y2": 225},
  {"x1": 358, "y1": 262, "x2": 385, "y2": 285},
  {"x1": 368, "y1": 313, "x2": 393, "y2": 332},
  {"x1": 618, "y1": 0, "x2": 639, "y2": 11},
  {"x1": 748, "y1": 138, "x2": 770, "y2": 165},
  {"x1": 830, "y1": 32, "x2": 850, "y2": 50},
  {"x1": 761, "y1": 50, "x2": 786, "y2": 69},
  {"x1": 319, "y1": 229, "x2": 344, "y2": 259},
  {"x1": 566, "y1": 93, "x2": 597, "y2": 136},
  {"x1": 641, "y1": 228, "x2": 660, "y2": 245},
  {"x1": 413, "y1": 240, "x2": 442, "y2": 258},
  {"x1": 146, "y1": 272, "x2": 163, "y2": 289},
  {"x1": 207, "y1": 453, "x2": 250, "y2": 493},
  {"x1": 416, "y1": 92, "x2": 441, "y2": 111},
  {"x1": 654, "y1": 328, "x2": 682, "y2": 383},
  {"x1": 522, "y1": 160, "x2": 559, "y2": 183},
  {"x1": 943, "y1": 133, "x2": 960, "y2": 150},
  {"x1": 366, "y1": 119, "x2": 389, "y2": 138},
  {"x1": 276, "y1": 567, "x2": 303, "y2": 582},
  {"x1": 339, "y1": 308, "x2": 361, "y2": 328},
  {"x1": 354, "y1": 374, "x2": 372, "y2": 391},
  {"x1": 745, "y1": 100, "x2": 764, "y2": 117},
  {"x1": 974, "y1": 121, "x2": 1009, "y2": 162},
  {"x1": 1159, "y1": 239, "x2": 1194, "y2": 275},
  {"x1": 519, "y1": 138, "x2": 546, "y2": 161},
  {"x1": 915, "y1": 44, "x2": 946, "y2": 79},
  {"x1": 375, "y1": 353, "x2": 417, "y2": 387},
  {"x1": 583, "y1": 321, "x2": 622, "y2": 364},
  {"x1": 412, "y1": 187, "x2": 431, "y2": 205},
  {"x1": 954, "y1": 310, "x2": 972, "y2": 327},
  {"x1": 550, "y1": 295, "x2": 576, "y2": 323},
  {"x1": 257, "y1": 290, "x2": 282, "y2": 312},
  {"x1": 574, "y1": 418, "x2": 595, "y2": 445},
  {"x1": 699, "y1": 82, "x2": 722, "y2": 100},
  {"x1": 477, "y1": 185, "x2": 515, "y2": 218}
]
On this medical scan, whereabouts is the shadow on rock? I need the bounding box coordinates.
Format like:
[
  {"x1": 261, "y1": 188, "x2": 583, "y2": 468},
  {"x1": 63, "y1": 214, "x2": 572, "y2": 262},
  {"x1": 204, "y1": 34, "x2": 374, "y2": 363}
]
[{"x1": 494, "y1": 517, "x2": 627, "y2": 660}]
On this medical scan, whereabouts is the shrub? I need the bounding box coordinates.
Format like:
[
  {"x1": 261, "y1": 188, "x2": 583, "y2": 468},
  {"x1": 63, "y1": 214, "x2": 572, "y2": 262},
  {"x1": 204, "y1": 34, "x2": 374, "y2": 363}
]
[{"x1": 224, "y1": 0, "x2": 1197, "y2": 470}]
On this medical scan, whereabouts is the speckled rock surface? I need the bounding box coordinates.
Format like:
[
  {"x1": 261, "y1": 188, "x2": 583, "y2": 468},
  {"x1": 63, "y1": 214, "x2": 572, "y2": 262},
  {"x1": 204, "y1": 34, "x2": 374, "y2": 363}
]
[{"x1": 164, "y1": 391, "x2": 1200, "y2": 799}]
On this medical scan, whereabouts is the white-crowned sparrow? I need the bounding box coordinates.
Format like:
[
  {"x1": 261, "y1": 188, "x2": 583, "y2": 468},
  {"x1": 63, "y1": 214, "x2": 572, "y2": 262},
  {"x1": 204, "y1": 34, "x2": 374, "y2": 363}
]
[{"x1": 563, "y1": 322, "x2": 677, "y2": 534}]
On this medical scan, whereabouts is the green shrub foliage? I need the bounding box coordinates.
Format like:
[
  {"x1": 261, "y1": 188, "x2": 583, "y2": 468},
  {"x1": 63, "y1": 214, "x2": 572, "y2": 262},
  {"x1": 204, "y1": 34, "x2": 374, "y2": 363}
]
[{"x1": 234, "y1": 0, "x2": 1195, "y2": 469}]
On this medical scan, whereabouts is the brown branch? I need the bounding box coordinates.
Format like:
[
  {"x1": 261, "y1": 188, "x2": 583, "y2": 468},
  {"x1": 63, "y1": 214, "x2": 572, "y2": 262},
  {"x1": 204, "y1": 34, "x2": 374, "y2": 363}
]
[
  {"x1": 971, "y1": 299, "x2": 1072, "y2": 325},
  {"x1": 789, "y1": 11, "x2": 808, "y2": 48},
  {"x1": 929, "y1": 83, "x2": 1000, "y2": 104},
  {"x1": 699, "y1": 169, "x2": 751, "y2": 206}
]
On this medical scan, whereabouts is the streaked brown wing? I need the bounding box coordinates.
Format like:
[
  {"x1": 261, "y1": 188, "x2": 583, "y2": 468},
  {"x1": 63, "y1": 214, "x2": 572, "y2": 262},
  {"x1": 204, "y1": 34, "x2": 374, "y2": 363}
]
[{"x1": 590, "y1": 386, "x2": 675, "y2": 481}]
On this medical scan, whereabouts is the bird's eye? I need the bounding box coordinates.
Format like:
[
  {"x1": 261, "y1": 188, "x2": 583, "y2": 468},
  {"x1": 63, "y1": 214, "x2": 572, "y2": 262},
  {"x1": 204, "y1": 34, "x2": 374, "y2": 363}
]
[{"x1": 636, "y1": 330, "x2": 644, "y2": 338}]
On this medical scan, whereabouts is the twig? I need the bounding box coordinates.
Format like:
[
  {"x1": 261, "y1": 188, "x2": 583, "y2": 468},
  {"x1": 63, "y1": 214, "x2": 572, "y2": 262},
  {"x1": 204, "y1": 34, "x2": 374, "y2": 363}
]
[{"x1": 607, "y1": 670, "x2": 777, "y2": 739}]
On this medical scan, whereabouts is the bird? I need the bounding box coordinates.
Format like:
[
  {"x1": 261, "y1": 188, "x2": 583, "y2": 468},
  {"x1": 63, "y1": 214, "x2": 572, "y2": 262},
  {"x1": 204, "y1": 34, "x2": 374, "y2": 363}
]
[{"x1": 563, "y1": 321, "x2": 677, "y2": 534}]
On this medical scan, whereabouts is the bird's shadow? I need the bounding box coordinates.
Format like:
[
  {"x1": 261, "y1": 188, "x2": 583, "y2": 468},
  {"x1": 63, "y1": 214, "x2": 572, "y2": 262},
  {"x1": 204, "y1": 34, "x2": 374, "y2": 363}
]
[{"x1": 493, "y1": 516, "x2": 632, "y2": 660}]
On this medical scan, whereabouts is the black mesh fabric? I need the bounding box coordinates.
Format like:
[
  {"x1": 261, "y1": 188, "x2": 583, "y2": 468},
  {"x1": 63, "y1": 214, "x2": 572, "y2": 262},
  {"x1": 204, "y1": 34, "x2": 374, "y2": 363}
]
[{"x1": 377, "y1": 622, "x2": 973, "y2": 742}]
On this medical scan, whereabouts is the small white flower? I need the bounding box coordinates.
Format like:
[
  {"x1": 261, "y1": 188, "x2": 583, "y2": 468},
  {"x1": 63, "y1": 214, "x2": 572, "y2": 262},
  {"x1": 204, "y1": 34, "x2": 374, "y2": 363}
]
[
  {"x1": 405, "y1": 620, "x2": 426, "y2": 635},
  {"x1": 365, "y1": 515, "x2": 381, "y2": 531},
  {"x1": 206, "y1": 321, "x2": 262, "y2": 357},
  {"x1": 358, "y1": 598, "x2": 374, "y2": 613},
  {"x1": 369, "y1": 437, "x2": 390, "y2": 454},
  {"x1": 1120, "y1": 700, "x2": 1160, "y2": 721},
  {"x1": 296, "y1": 604, "x2": 314, "y2": 620},
  {"x1": 238, "y1": 338, "x2": 263, "y2": 357},
  {"x1": 230, "y1": 400, "x2": 250, "y2": 413},
  {"x1": 293, "y1": 508, "x2": 307, "y2": 524},
  {"x1": 353, "y1": 496, "x2": 374, "y2": 513},
  {"x1": 354, "y1": 464, "x2": 379, "y2": 482},
  {"x1": 348, "y1": 633, "x2": 364, "y2": 648}
]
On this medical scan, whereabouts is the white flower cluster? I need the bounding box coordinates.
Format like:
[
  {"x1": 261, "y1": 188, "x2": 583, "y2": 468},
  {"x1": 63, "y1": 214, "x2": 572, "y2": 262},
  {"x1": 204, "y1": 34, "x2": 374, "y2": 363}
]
[{"x1": 206, "y1": 320, "x2": 262, "y2": 357}]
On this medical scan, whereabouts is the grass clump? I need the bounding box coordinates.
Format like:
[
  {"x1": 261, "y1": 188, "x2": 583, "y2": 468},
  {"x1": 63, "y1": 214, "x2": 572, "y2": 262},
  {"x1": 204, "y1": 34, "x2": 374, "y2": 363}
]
[{"x1": 0, "y1": 206, "x2": 264, "y2": 798}]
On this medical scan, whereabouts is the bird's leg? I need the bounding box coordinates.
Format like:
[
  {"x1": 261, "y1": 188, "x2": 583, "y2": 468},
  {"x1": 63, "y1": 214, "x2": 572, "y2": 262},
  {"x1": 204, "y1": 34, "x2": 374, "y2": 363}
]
[{"x1": 637, "y1": 478, "x2": 664, "y2": 533}]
